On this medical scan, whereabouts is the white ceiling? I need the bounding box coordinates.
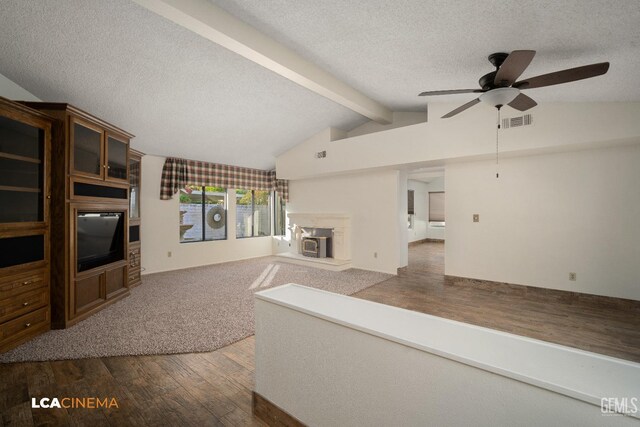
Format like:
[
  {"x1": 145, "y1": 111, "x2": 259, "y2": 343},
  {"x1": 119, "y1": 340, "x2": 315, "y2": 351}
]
[
  {"x1": 211, "y1": 0, "x2": 640, "y2": 109},
  {"x1": 0, "y1": 0, "x2": 366, "y2": 169},
  {"x1": 1, "y1": 1, "x2": 639, "y2": 169}
]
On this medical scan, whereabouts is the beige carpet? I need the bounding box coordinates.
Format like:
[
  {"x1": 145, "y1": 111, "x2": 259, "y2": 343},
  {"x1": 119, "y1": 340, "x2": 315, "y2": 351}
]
[{"x1": 0, "y1": 257, "x2": 391, "y2": 362}]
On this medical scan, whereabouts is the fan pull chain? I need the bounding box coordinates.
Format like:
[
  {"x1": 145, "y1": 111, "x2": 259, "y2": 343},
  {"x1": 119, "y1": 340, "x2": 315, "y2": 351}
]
[{"x1": 496, "y1": 106, "x2": 501, "y2": 178}]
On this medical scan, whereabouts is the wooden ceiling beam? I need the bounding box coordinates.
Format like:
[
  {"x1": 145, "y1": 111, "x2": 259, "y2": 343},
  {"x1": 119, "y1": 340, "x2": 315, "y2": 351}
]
[{"x1": 133, "y1": 0, "x2": 393, "y2": 124}]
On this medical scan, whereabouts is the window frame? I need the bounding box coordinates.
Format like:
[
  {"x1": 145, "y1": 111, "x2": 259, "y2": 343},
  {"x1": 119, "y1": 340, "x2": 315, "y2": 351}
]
[
  {"x1": 273, "y1": 191, "x2": 286, "y2": 236},
  {"x1": 428, "y1": 191, "x2": 445, "y2": 223},
  {"x1": 236, "y1": 189, "x2": 273, "y2": 239},
  {"x1": 179, "y1": 185, "x2": 228, "y2": 243}
]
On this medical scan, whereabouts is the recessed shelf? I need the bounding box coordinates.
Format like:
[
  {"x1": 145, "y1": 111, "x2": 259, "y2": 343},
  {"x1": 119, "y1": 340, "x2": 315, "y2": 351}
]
[
  {"x1": 0, "y1": 185, "x2": 42, "y2": 193},
  {"x1": 0, "y1": 152, "x2": 42, "y2": 164}
]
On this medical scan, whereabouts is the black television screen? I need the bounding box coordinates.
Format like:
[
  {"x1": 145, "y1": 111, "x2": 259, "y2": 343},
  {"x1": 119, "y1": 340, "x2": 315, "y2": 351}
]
[{"x1": 77, "y1": 212, "x2": 125, "y2": 272}]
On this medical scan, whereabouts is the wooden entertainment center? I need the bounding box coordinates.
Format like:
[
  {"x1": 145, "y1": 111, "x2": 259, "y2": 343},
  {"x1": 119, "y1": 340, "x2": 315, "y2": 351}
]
[
  {"x1": 0, "y1": 98, "x2": 53, "y2": 352},
  {"x1": 0, "y1": 97, "x2": 143, "y2": 351}
]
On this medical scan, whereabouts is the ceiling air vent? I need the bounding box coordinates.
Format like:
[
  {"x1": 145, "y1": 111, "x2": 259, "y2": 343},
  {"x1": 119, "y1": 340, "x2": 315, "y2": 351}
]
[{"x1": 502, "y1": 114, "x2": 532, "y2": 129}]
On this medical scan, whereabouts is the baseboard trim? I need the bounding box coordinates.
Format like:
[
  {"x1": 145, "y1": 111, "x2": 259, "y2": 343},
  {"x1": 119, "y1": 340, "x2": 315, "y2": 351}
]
[
  {"x1": 408, "y1": 238, "x2": 444, "y2": 246},
  {"x1": 444, "y1": 275, "x2": 640, "y2": 310},
  {"x1": 252, "y1": 391, "x2": 306, "y2": 427}
]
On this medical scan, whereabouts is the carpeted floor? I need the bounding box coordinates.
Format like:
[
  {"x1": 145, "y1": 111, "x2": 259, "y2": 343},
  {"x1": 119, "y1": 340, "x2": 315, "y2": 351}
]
[{"x1": 0, "y1": 257, "x2": 390, "y2": 363}]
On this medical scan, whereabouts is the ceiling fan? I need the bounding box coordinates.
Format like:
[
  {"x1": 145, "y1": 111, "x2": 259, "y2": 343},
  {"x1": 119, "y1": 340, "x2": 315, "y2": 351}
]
[{"x1": 418, "y1": 50, "x2": 610, "y2": 118}]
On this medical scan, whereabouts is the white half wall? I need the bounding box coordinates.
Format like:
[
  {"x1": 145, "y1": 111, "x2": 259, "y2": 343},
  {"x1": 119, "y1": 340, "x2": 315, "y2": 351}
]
[
  {"x1": 287, "y1": 169, "x2": 404, "y2": 274},
  {"x1": 141, "y1": 155, "x2": 273, "y2": 274},
  {"x1": 255, "y1": 285, "x2": 640, "y2": 426},
  {"x1": 445, "y1": 143, "x2": 640, "y2": 301},
  {"x1": 0, "y1": 72, "x2": 40, "y2": 101},
  {"x1": 408, "y1": 176, "x2": 445, "y2": 242}
]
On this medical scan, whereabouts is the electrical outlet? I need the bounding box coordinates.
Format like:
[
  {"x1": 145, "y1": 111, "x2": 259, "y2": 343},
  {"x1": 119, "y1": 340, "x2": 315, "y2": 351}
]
[
  {"x1": 473, "y1": 214, "x2": 479, "y2": 222},
  {"x1": 569, "y1": 272, "x2": 576, "y2": 281},
  {"x1": 374, "y1": 252, "x2": 378, "y2": 258},
  {"x1": 168, "y1": 251, "x2": 172, "y2": 258}
]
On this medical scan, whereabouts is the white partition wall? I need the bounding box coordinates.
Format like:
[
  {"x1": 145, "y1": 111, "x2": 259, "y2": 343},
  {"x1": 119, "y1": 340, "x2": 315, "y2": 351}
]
[{"x1": 254, "y1": 285, "x2": 640, "y2": 427}]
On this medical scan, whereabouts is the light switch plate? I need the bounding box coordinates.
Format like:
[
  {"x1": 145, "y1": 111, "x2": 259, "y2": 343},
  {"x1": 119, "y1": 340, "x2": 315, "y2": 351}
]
[{"x1": 473, "y1": 214, "x2": 479, "y2": 222}]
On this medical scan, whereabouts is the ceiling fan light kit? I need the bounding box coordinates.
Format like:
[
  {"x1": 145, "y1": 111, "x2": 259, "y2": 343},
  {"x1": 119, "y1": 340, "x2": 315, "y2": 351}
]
[{"x1": 479, "y1": 87, "x2": 520, "y2": 108}]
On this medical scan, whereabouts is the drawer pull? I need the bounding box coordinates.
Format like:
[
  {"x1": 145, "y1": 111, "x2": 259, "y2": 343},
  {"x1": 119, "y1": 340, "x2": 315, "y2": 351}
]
[
  {"x1": 23, "y1": 281, "x2": 32, "y2": 285},
  {"x1": 25, "y1": 323, "x2": 32, "y2": 328},
  {"x1": 23, "y1": 302, "x2": 29, "y2": 306}
]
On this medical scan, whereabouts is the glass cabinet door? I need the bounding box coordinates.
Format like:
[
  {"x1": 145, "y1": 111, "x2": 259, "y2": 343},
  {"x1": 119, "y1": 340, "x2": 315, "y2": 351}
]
[
  {"x1": 0, "y1": 115, "x2": 45, "y2": 223},
  {"x1": 72, "y1": 120, "x2": 102, "y2": 178},
  {"x1": 129, "y1": 157, "x2": 140, "y2": 219},
  {"x1": 107, "y1": 135, "x2": 128, "y2": 181}
]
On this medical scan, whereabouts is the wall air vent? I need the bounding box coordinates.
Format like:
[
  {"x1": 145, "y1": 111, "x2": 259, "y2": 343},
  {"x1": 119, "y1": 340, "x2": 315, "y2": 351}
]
[{"x1": 502, "y1": 114, "x2": 533, "y2": 129}]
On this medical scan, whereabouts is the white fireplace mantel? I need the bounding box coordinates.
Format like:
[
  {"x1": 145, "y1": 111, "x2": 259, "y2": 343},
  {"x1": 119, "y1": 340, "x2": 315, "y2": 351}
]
[{"x1": 287, "y1": 213, "x2": 351, "y2": 261}]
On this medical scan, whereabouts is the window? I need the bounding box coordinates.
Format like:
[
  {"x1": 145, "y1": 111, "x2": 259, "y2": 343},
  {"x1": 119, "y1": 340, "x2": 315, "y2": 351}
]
[
  {"x1": 236, "y1": 190, "x2": 271, "y2": 238},
  {"x1": 429, "y1": 191, "x2": 445, "y2": 223},
  {"x1": 408, "y1": 190, "x2": 415, "y2": 215},
  {"x1": 274, "y1": 192, "x2": 286, "y2": 236},
  {"x1": 179, "y1": 186, "x2": 227, "y2": 242}
]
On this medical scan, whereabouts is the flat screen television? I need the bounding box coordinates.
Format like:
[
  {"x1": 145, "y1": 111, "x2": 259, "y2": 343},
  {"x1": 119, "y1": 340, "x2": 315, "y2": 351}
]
[{"x1": 77, "y1": 212, "x2": 125, "y2": 272}]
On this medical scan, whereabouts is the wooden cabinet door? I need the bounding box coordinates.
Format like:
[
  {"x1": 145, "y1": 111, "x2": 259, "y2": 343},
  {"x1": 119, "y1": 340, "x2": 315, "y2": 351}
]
[
  {"x1": 105, "y1": 263, "x2": 128, "y2": 299},
  {"x1": 73, "y1": 273, "x2": 105, "y2": 316},
  {"x1": 69, "y1": 117, "x2": 104, "y2": 180},
  {"x1": 0, "y1": 102, "x2": 51, "y2": 228},
  {"x1": 128, "y1": 155, "x2": 141, "y2": 219},
  {"x1": 105, "y1": 133, "x2": 129, "y2": 184}
]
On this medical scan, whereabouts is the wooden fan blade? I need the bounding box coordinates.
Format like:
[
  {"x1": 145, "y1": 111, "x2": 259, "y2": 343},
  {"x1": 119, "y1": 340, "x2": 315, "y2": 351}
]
[
  {"x1": 441, "y1": 98, "x2": 481, "y2": 118},
  {"x1": 508, "y1": 93, "x2": 537, "y2": 111},
  {"x1": 419, "y1": 89, "x2": 484, "y2": 96},
  {"x1": 494, "y1": 50, "x2": 536, "y2": 87},
  {"x1": 514, "y1": 62, "x2": 609, "y2": 89}
]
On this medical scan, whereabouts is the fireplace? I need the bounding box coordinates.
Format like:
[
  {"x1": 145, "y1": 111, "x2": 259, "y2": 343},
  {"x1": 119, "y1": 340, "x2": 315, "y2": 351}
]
[
  {"x1": 287, "y1": 213, "x2": 351, "y2": 262},
  {"x1": 301, "y1": 228, "x2": 332, "y2": 258}
]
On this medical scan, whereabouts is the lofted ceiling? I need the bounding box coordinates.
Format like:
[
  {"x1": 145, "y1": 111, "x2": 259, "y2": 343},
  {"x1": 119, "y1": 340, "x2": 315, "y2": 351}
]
[
  {"x1": 0, "y1": 0, "x2": 366, "y2": 169},
  {"x1": 211, "y1": 0, "x2": 640, "y2": 109},
  {"x1": 1, "y1": 1, "x2": 639, "y2": 169}
]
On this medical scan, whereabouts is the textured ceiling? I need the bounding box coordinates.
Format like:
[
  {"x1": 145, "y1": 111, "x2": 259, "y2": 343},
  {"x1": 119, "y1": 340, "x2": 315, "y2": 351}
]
[
  {"x1": 211, "y1": 0, "x2": 640, "y2": 110},
  {"x1": 2, "y1": 1, "x2": 639, "y2": 170},
  {"x1": 0, "y1": 0, "x2": 366, "y2": 169}
]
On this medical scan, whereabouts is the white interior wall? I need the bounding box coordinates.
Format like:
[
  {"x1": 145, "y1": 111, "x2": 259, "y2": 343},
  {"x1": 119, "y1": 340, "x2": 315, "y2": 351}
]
[
  {"x1": 0, "y1": 72, "x2": 40, "y2": 101},
  {"x1": 397, "y1": 171, "x2": 408, "y2": 268},
  {"x1": 407, "y1": 180, "x2": 429, "y2": 242},
  {"x1": 277, "y1": 103, "x2": 640, "y2": 181},
  {"x1": 445, "y1": 143, "x2": 640, "y2": 301},
  {"x1": 287, "y1": 169, "x2": 403, "y2": 274},
  {"x1": 141, "y1": 155, "x2": 273, "y2": 275},
  {"x1": 346, "y1": 111, "x2": 427, "y2": 138},
  {"x1": 407, "y1": 176, "x2": 446, "y2": 242}
]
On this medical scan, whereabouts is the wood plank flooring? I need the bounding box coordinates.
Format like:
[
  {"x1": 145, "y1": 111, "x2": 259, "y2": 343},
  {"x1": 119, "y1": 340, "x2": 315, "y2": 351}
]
[
  {"x1": 354, "y1": 242, "x2": 640, "y2": 363},
  {"x1": 1, "y1": 241, "x2": 639, "y2": 426}
]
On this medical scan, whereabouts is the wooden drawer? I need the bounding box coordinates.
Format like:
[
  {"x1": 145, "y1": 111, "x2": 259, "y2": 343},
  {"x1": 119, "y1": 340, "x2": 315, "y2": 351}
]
[
  {"x1": 0, "y1": 271, "x2": 47, "y2": 300},
  {"x1": 129, "y1": 247, "x2": 141, "y2": 268},
  {"x1": 0, "y1": 306, "x2": 50, "y2": 352},
  {"x1": 0, "y1": 288, "x2": 49, "y2": 324},
  {"x1": 128, "y1": 269, "x2": 141, "y2": 287}
]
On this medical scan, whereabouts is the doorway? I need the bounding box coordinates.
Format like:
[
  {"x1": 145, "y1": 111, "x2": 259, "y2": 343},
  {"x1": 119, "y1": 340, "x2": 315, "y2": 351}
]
[{"x1": 406, "y1": 167, "x2": 445, "y2": 272}]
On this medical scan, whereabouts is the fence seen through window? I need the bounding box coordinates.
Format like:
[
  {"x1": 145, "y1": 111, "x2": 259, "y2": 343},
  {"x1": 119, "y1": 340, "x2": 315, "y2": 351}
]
[
  {"x1": 236, "y1": 189, "x2": 271, "y2": 238},
  {"x1": 179, "y1": 185, "x2": 227, "y2": 242}
]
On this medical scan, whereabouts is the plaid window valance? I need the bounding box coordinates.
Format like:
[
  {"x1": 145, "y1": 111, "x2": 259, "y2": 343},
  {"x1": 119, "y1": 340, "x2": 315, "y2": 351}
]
[{"x1": 160, "y1": 157, "x2": 289, "y2": 202}]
